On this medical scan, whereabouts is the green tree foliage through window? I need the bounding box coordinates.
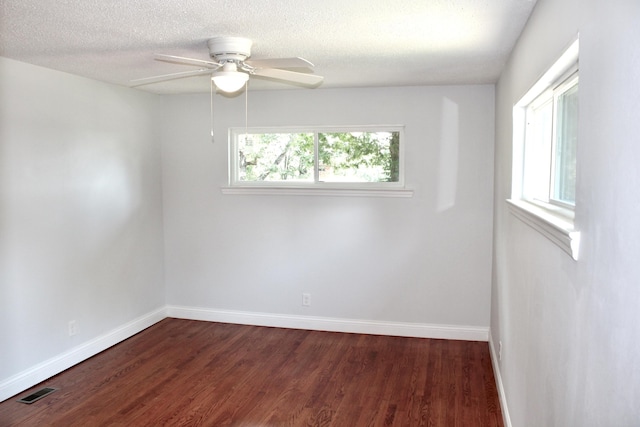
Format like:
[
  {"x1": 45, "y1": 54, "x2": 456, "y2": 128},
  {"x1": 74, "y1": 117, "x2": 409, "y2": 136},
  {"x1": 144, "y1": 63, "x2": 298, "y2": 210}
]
[
  {"x1": 237, "y1": 129, "x2": 401, "y2": 184},
  {"x1": 240, "y1": 133, "x2": 314, "y2": 182}
]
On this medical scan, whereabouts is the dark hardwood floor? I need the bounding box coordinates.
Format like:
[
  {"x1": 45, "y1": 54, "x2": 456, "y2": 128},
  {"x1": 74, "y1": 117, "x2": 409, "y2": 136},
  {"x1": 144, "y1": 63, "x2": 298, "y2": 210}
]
[{"x1": 0, "y1": 318, "x2": 503, "y2": 426}]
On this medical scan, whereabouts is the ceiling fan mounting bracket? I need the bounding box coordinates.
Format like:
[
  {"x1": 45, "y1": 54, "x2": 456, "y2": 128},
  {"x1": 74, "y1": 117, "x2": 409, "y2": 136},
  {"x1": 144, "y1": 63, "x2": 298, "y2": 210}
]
[{"x1": 207, "y1": 37, "x2": 252, "y2": 62}]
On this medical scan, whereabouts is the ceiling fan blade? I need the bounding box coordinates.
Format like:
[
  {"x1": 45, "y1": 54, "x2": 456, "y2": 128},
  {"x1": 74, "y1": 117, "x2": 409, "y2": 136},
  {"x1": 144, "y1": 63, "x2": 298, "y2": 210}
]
[
  {"x1": 154, "y1": 54, "x2": 221, "y2": 69},
  {"x1": 252, "y1": 68, "x2": 324, "y2": 86},
  {"x1": 129, "y1": 69, "x2": 213, "y2": 87},
  {"x1": 245, "y1": 57, "x2": 314, "y2": 69}
]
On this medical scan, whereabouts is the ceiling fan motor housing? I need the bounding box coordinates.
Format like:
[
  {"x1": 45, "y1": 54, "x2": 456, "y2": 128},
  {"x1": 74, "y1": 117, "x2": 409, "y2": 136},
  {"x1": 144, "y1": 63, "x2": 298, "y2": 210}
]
[{"x1": 207, "y1": 37, "x2": 252, "y2": 62}]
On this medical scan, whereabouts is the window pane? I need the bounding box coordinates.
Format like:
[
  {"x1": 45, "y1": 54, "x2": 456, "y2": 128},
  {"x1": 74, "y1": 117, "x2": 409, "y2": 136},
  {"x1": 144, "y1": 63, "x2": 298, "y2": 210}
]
[
  {"x1": 238, "y1": 133, "x2": 314, "y2": 182},
  {"x1": 552, "y1": 82, "x2": 578, "y2": 205},
  {"x1": 318, "y1": 132, "x2": 400, "y2": 182},
  {"x1": 523, "y1": 99, "x2": 552, "y2": 201}
]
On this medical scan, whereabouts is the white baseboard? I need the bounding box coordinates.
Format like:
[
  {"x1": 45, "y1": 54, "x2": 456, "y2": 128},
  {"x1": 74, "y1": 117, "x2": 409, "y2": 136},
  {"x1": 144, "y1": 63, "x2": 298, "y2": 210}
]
[
  {"x1": 488, "y1": 330, "x2": 512, "y2": 427},
  {"x1": 0, "y1": 307, "x2": 167, "y2": 403},
  {"x1": 166, "y1": 305, "x2": 489, "y2": 342}
]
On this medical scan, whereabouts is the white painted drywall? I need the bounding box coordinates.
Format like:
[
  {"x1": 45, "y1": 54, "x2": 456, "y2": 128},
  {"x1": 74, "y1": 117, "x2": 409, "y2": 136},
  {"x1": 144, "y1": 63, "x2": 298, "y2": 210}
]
[
  {"x1": 0, "y1": 58, "x2": 165, "y2": 384},
  {"x1": 160, "y1": 85, "x2": 495, "y2": 328},
  {"x1": 492, "y1": 0, "x2": 640, "y2": 425}
]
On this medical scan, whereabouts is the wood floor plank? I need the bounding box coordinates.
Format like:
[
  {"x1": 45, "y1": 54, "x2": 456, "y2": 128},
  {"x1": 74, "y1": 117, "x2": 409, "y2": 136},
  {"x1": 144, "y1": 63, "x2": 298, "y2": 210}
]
[{"x1": 0, "y1": 319, "x2": 503, "y2": 426}]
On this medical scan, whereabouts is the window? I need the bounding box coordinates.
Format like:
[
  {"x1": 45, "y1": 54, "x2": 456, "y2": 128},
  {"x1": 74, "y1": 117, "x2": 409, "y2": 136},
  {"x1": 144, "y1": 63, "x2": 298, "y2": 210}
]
[
  {"x1": 508, "y1": 38, "x2": 580, "y2": 259},
  {"x1": 227, "y1": 126, "x2": 410, "y2": 196},
  {"x1": 522, "y1": 70, "x2": 578, "y2": 208}
]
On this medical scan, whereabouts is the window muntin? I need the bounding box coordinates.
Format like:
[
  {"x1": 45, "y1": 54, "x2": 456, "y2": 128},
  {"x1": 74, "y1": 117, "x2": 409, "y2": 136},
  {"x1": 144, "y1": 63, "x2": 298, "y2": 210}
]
[{"x1": 230, "y1": 127, "x2": 404, "y2": 187}]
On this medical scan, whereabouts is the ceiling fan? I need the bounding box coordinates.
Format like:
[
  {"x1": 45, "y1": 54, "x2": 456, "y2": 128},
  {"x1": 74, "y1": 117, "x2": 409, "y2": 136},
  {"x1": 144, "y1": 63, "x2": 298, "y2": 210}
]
[{"x1": 130, "y1": 36, "x2": 324, "y2": 93}]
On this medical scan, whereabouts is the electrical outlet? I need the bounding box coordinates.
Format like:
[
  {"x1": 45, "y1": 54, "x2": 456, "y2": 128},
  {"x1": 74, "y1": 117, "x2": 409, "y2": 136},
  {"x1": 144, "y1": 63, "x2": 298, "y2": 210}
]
[
  {"x1": 302, "y1": 293, "x2": 311, "y2": 306},
  {"x1": 68, "y1": 320, "x2": 78, "y2": 337},
  {"x1": 498, "y1": 340, "x2": 503, "y2": 361}
]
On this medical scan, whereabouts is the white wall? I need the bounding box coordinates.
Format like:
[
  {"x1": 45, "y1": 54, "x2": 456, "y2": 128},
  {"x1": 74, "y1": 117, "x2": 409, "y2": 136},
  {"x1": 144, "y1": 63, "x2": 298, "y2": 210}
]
[
  {"x1": 0, "y1": 58, "x2": 165, "y2": 396},
  {"x1": 492, "y1": 0, "x2": 640, "y2": 425},
  {"x1": 161, "y1": 85, "x2": 495, "y2": 330}
]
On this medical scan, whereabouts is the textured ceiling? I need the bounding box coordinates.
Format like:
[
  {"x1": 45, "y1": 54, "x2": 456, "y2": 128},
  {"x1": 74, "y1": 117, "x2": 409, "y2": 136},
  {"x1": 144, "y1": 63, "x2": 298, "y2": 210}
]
[{"x1": 0, "y1": 0, "x2": 537, "y2": 94}]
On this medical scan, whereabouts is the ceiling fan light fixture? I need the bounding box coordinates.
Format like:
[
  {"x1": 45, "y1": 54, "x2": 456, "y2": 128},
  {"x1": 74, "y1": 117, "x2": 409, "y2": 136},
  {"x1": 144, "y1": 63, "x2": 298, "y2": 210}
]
[{"x1": 212, "y1": 70, "x2": 249, "y2": 93}]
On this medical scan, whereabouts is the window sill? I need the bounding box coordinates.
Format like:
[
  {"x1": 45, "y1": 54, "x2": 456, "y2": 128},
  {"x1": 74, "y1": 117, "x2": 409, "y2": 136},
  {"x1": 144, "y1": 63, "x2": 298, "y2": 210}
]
[
  {"x1": 221, "y1": 186, "x2": 414, "y2": 198},
  {"x1": 506, "y1": 199, "x2": 580, "y2": 260}
]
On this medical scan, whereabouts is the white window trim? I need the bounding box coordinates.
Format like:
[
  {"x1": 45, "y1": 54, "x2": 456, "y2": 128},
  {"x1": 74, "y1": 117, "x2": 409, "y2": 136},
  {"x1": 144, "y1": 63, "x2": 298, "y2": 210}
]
[
  {"x1": 222, "y1": 125, "x2": 413, "y2": 198},
  {"x1": 509, "y1": 37, "x2": 580, "y2": 260},
  {"x1": 221, "y1": 186, "x2": 414, "y2": 198},
  {"x1": 506, "y1": 198, "x2": 580, "y2": 260}
]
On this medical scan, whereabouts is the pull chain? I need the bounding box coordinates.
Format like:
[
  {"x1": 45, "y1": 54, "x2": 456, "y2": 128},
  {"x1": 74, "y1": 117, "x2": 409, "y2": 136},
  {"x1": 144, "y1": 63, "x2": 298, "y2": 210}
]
[
  {"x1": 210, "y1": 78, "x2": 215, "y2": 143},
  {"x1": 244, "y1": 81, "x2": 249, "y2": 144}
]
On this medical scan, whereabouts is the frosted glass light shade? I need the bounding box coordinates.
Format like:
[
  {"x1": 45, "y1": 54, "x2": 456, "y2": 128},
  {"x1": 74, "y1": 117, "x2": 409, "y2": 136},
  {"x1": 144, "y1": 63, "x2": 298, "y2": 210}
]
[{"x1": 212, "y1": 71, "x2": 249, "y2": 93}]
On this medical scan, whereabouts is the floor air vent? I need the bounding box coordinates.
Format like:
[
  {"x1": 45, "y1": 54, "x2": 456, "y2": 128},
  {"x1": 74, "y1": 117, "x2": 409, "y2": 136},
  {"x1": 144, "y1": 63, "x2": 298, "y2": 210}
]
[{"x1": 17, "y1": 387, "x2": 57, "y2": 404}]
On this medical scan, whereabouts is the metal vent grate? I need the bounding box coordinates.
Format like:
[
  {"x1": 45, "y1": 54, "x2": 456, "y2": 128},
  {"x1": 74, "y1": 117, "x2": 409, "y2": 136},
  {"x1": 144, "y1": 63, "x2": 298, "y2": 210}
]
[{"x1": 17, "y1": 387, "x2": 57, "y2": 404}]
